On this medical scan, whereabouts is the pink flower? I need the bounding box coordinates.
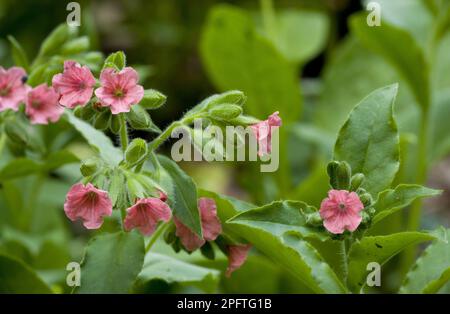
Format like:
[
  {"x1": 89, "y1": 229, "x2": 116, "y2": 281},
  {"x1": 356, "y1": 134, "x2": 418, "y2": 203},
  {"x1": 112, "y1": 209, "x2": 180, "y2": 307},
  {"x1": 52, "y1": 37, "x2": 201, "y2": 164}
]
[
  {"x1": 94, "y1": 67, "x2": 144, "y2": 114},
  {"x1": 64, "y1": 183, "x2": 113, "y2": 229},
  {"x1": 124, "y1": 198, "x2": 172, "y2": 236},
  {"x1": 52, "y1": 60, "x2": 96, "y2": 108},
  {"x1": 226, "y1": 244, "x2": 252, "y2": 277},
  {"x1": 25, "y1": 84, "x2": 64, "y2": 124},
  {"x1": 251, "y1": 111, "x2": 282, "y2": 156},
  {"x1": 0, "y1": 66, "x2": 29, "y2": 112},
  {"x1": 174, "y1": 197, "x2": 222, "y2": 252},
  {"x1": 319, "y1": 190, "x2": 364, "y2": 234}
]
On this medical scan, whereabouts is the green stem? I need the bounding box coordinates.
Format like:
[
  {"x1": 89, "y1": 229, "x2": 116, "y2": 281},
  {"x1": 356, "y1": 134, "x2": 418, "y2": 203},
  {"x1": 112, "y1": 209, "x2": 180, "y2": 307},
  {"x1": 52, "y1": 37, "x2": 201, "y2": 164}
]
[
  {"x1": 118, "y1": 114, "x2": 128, "y2": 152},
  {"x1": 145, "y1": 222, "x2": 169, "y2": 253},
  {"x1": 340, "y1": 240, "x2": 349, "y2": 284}
]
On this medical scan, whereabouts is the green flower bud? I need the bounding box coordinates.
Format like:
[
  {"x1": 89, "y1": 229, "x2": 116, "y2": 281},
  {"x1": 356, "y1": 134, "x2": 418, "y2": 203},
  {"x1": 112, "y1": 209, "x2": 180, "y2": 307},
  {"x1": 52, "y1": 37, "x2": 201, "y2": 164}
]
[
  {"x1": 207, "y1": 90, "x2": 246, "y2": 109},
  {"x1": 163, "y1": 224, "x2": 177, "y2": 245},
  {"x1": 336, "y1": 161, "x2": 351, "y2": 190},
  {"x1": 359, "y1": 193, "x2": 373, "y2": 207},
  {"x1": 109, "y1": 114, "x2": 122, "y2": 134},
  {"x1": 209, "y1": 104, "x2": 243, "y2": 121},
  {"x1": 81, "y1": 105, "x2": 96, "y2": 121},
  {"x1": 350, "y1": 173, "x2": 365, "y2": 191},
  {"x1": 306, "y1": 212, "x2": 323, "y2": 227},
  {"x1": 80, "y1": 157, "x2": 100, "y2": 177},
  {"x1": 73, "y1": 106, "x2": 83, "y2": 118},
  {"x1": 361, "y1": 211, "x2": 371, "y2": 225},
  {"x1": 327, "y1": 161, "x2": 340, "y2": 189},
  {"x1": 94, "y1": 110, "x2": 110, "y2": 130},
  {"x1": 127, "y1": 105, "x2": 152, "y2": 130},
  {"x1": 125, "y1": 138, "x2": 148, "y2": 166},
  {"x1": 140, "y1": 89, "x2": 167, "y2": 109}
]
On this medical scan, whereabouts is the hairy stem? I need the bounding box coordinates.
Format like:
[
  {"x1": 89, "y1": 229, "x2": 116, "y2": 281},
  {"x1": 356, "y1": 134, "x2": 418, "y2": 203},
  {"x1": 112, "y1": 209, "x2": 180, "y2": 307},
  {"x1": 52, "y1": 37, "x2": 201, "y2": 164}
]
[{"x1": 118, "y1": 114, "x2": 128, "y2": 152}]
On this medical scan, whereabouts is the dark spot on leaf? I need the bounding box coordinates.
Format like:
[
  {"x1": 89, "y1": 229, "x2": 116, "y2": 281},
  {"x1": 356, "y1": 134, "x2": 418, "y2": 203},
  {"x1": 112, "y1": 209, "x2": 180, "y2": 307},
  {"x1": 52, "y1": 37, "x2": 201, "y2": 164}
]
[{"x1": 375, "y1": 243, "x2": 383, "y2": 249}]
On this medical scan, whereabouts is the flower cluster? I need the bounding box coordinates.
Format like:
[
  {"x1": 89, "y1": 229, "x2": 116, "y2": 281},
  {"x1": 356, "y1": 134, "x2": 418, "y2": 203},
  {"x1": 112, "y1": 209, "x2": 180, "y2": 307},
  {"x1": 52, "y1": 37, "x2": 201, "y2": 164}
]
[
  {"x1": 63, "y1": 182, "x2": 250, "y2": 276},
  {"x1": 0, "y1": 60, "x2": 145, "y2": 123}
]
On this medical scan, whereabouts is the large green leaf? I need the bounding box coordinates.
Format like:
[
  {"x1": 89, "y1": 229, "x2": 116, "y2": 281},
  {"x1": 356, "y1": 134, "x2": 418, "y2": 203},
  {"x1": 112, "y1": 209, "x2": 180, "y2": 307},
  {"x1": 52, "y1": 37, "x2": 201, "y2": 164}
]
[
  {"x1": 347, "y1": 231, "x2": 436, "y2": 293},
  {"x1": 76, "y1": 231, "x2": 145, "y2": 293},
  {"x1": 400, "y1": 229, "x2": 450, "y2": 293},
  {"x1": 0, "y1": 158, "x2": 41, "y2": 181},
  {"x1": 0, "y1": 254, "x2": 52, "y2": 293},
  {"x1": 372, "y1": 184, "x2": 442, "y2": 225},
  {"x1": 334, "y1": 84, "x2": 400, "y2": 195},
  {"x1": 270, "y1": 10, "x2": 329, "y2": 65},
  {"x1": 200, "y1": 4, "x2": 302, "y2": 122},
  {"x1": 65, "y1": 111, "x2": 122, "y2": 165},
  {"x1": 227, "y1": 201, "x2": 346, "y2": 293},
  {"x1": 350, "y1": 13, "x2": 430, "y2": 109},
  {"x1": 136, "y1": 252, "x2": 220, "y2": 293},
  {"x1": 158, "y1": 156, "x2": 202, "y2": 237}
]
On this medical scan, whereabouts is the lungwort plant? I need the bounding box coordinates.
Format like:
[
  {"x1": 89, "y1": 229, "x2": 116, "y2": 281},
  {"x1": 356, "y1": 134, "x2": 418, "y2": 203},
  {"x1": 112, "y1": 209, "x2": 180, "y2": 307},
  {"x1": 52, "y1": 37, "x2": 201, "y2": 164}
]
[{"x1": 0, "y1": 1, "x2": 449, "y2": 294}]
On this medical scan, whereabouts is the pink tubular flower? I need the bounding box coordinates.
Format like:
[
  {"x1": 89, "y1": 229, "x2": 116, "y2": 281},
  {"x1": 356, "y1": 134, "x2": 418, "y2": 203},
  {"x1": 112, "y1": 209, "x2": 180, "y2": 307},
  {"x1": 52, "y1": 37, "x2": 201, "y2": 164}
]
[
  {"x1": 251, "y1": 111, "x2": 282, "y2": 156},
  {"x1": 25, "y1": 84, "x2": 64, "y2": 124},
  {"x1": 0, "y1": 66, "x2": 28, "y2": 112},
  {"x1": 226, "y1": 244, "x2": 252, "y2": 277},
  {"x1": 174, "y1": 197, "x2": 222, "y2": 252},
  {"x1": 52, "y1": 60, "x2": 96, "y2": 108},
  {"x1": 319, "y1": 190, "x2": 364, "y2": 234},
  {"x1": 124, "y1": 198, "x2": 172, "y2": 236},
  {"x1": 94, "y1": 67, "x2": 144, "y2": 114},
  {"x1": 64, "y1": 183, "x2": 113, "y2": 229}
]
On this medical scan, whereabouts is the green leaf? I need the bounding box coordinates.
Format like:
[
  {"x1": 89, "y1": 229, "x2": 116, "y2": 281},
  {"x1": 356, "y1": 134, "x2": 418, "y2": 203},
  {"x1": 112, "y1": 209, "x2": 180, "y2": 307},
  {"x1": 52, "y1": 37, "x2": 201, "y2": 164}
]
[
  {"x1": 7, "y1": 36, "x2": 29, "y2": 70},
  {"x1": 65, "y1": 111, "x2": 122, "y2": 165},
  {"x1": 227, "y1": 201, "x2": 346, "y2": 293},
  {"x1": 350, "y1": 13, "x2": 430, "y2": 109},
  {"x1": 61, "y1": 36, "x2": 90, "y2": 55},
  {"x1": 0, "y1": 254, "x2": 52, "y2": 293},
  {"x1": 200, "y1": 4, "x2": 302, "y2": 122},
  {"x1": 140, "y1": 89, "x2": 167, "y2": 110},
  {"x1": 76, "y1": 231, "x2": 145, "y2": 293},
  {"x1": 103, "y1": 51, "x2": 126, "y2": 70},
  {"x1": 0, "y1": 158, "x2": 41, "y2": 181},
  {"x1": 400, "y1": 229, "x2": 450, "y2": 293},
  {"x1": 44, "y1": 150, "x2": 80, "y2": 171},
  {"x1": 136, "y1": 252, "x2": 220, "y2": 293},
  {"x1": 271, "y1": 10, "x2": 329, "y2": 64},
  {"x1": 347, "y1": 231, "x2": 437, "y2": 293},
  {"x1": 38, "y1": 24, "x2": 71, "y2": 57},
  {"x1": 158, "y1": 155, "x2": 202, "y2": 237},
  {"x1": 372, "y1": 184, "x2": 442, "y2": 225},
  {"x1": 334, "y1": 84, "x2": 400, "y2": 196}
]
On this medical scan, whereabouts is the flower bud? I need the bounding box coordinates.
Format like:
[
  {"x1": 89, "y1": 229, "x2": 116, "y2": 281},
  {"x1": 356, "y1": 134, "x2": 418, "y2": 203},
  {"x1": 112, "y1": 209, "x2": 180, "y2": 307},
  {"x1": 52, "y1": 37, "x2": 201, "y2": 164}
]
[
  {"x1": 209, "y1": 104, "x2": 242, "y2": 121},
  {"x1": 127, "y1": 105, "x2": 152, "y2": 130},
  {"x1": 81, "y1": 105, "x2": 96, "y2": 121},
  {"x1": 125, "y1": 138, "x2": 148, "y2": 166},
  {"x1": 163, "y1": 224, "x2": 177, "y2": 244},
  {"x1": 361, "y1": 211, "x2": 371, "y2": 225},
  {"x1": 109, "y1": 114, "x2": 122, "y2": 134},
  {"x1": 336, "y1": 161, "x2": 351, "y2": 190},
  {"x1": 80, "y1": 157, "x2": 100, "y2": 177},
  {"x1": 327, "y1": 161, "x2": 340, "y2": 189},
  {"x1": 140, "y1": 89, "x2": 167, "y2": 109},
  {"x1": 208, "y1": 90, "x2": 246, "y2": 108},
  {"x1": 305, "y1": 212, "x2": 323, "y2": 227},
  {"x1": 94, "y1": 110, "x2": 110, "y2": 130},
  {"x1": 350, "y1": 173, "x2": 365, "y2": 191},
  {"x1": 359, "y1": 193, "x2": 373, "y2": 207}
]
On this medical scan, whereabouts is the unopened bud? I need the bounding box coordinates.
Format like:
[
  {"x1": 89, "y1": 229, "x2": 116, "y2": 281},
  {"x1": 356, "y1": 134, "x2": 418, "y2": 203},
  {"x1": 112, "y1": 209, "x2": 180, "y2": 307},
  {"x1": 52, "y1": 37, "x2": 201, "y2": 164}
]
[
  {"x1": 327, "y1": 161, "x2": 340, "y2": 189},
  {"x1": 127, "y1": 105, "x2": 152, "y2": 130},
  {"x1": 209, "y1": 104, "x2": 242, "y2": 121},
  {"x1": 306, "y1": 212, "x2": 323, "y2": 227},
  {"x1": 125, "y1": 138, "x2": 148, "y2": 166},
  {"x1": 80, "y1": 157, "x2": 100, "y2": 177},
  {"x1": 350, "y1": 173, "x2": 365, "y2": 191},
  {"x1": 359, "y1": 193, "x2": 373, "y2": 207},
  {"x1": 109, "y1": 114, "x2": 121, "y2": 134},
  {"x1": 94, "y1": 110, "x2": 110, "y2": 130},
  {"x1": 336, "y1": 161, "x2": 351, "y2": 190}
]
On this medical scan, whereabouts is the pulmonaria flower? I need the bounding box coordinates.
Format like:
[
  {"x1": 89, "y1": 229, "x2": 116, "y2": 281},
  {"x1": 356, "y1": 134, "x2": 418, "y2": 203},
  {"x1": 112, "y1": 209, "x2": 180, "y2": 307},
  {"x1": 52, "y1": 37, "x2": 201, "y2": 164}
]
[
  {"x1": 94, "y1": 67, "x2": 144, "y2": 114},
  {"x1": 174, "y1": 197, "x2": 222, "y2": 252},
  {"x1": 319, "y1": 190, "x2": 364, "y2": 234},
  {"x1": 0, "y1": 66, "x2": 29, "y2": 112},
  {"x1": 25, "y1": 84, "x2": 64, "y2": 124},
  {"x1": 52, "y1": 60, "x2": 96, "y2": 108},
  {"x1": 124, "y1": 198, "x2": 172, "y2": 236},
  {"x1": 226, "y1": 244, "x2": 252, "y2": 277},
  {"x1": 64, "y1": 183, "x2": 113, "y2": 229},
  {"x1": 251, "y1": 111, "x2": 282, "y2": 156}
]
